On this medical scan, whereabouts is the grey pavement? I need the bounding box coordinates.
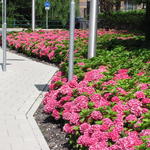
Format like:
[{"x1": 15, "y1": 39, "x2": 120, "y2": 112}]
[
  {"x1": 0, "y1": 28, "x2": 26, "y2": 34},
  {"x1": 0, "y1": 48, "x2": 58, "y2": 150}
]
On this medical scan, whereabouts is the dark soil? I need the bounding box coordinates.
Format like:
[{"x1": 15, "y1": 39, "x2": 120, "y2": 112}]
[{"x1": 34, "y1": 104, "x2": 71, "y2": 150}]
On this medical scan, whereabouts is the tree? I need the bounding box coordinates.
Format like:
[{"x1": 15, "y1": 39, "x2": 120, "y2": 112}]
[
  {"x1": 145, "y1": 0, "x2": 150, "y2": 40},
  {"x1": 134, "y1": 0, "x2": 150, "y2": 40},
  {"x1": 99, "y1": 0, "x2": 114, "y2": 13},
  {"x1": 115, "y1": 0, "x2": 121, "y2": 11},
  {"x1": 1, "y1": 0, "x2": 79, "y2": 28}
]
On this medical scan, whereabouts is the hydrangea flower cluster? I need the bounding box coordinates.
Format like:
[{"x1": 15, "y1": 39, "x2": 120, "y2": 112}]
[{"x1": 43, "y1": 67, "x2": 150, "y2": 150}]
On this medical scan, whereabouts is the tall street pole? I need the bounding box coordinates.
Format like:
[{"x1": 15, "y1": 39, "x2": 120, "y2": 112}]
[
  {"x1": 68, "y1": 0, "x2": 75, "y2": 81},
  {"x1": 2, "y1": 0, "x2": 7, "y2": 71},
  {"x1": 45, "y1": 7, "x2": 50, "y2": 29},
  {"x1": 32, "y1": 0, "x2": 35, "y2": 31},
  {"x1": 88, "y1": 0, "x2": 98, "y2": 58},
  {"x1": 46, "y1": 9, "x2": 48, "y2": 29}
]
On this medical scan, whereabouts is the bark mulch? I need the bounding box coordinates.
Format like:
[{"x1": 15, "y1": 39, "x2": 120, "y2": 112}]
[{"x1": 34, "y1": 104, "x2": 72, "y2": 150}]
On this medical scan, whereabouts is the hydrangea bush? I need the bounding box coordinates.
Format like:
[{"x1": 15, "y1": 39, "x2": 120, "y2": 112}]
[
  {"x1": 43, "y1": 66, "x2": 150, "y2": 150},
  {"x1": 7, "y1": 29, "x2": 150, "y2": 150},
  {"x1": 6, "y1": 29, "x2": 127, "y2": 64}
]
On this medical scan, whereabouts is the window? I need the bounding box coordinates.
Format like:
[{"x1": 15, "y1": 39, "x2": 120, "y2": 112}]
[{"x1": 125, "y1": 0, "x2": 134, "y2": 10}]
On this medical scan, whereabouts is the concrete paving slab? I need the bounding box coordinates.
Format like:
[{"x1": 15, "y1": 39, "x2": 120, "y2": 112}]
[{"x1": 0, "y1": 48, "x2": 58, "y2": 150}]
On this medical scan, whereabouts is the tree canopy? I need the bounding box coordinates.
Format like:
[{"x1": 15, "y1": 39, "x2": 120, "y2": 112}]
[{"x1": 0, "y1": 0, "x2": 79, "y2": 28}]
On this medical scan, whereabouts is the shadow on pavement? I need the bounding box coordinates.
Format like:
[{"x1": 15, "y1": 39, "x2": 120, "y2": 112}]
[
  {"x1": 7, "y1": 58, "x2": 25, "y2": 61},
  {"x1": 35, "y1": 84, "x2": 49, "y2": 92},
  {"x1": 0, "y1": 63, "x2": 11, "y2": 71}
]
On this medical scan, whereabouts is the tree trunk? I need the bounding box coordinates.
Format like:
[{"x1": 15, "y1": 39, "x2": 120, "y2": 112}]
[
  {"x1": 115, "y1": 0, "x2": 121, "y2": 11},
  {"x1": 145, "y1": 0, "x2": 150, "y2": 41},
  {"x1": 100, "y1": 0, "x2": 114, "y2": 14}
]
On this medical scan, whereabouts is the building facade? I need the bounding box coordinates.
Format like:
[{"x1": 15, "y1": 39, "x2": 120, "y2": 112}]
[
  {"x1": 79, "y1": 0, "x2": 88, "y2": 18},
  {"x1": 79, "y1": 0, "x2": 144, "y2": 18}
]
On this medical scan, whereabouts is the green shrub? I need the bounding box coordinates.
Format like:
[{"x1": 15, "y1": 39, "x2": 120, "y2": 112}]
[{"x1": 98, "y1": 10, "x2": 145, "y2": 33}]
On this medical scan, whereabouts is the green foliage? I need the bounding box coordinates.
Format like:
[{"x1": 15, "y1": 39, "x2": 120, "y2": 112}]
[
  {"x1": 98, "y1": 10, "x2": 145, "y2": 33},
  {"x1": 7, "y1": 30, "x2": 150, "y2": 150},
  {"x1": 0, "y1": 0, "x2": 79, "y2": 28}
]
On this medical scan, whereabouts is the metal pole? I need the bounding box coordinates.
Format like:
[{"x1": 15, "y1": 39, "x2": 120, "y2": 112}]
[
  {"x1": 68, "y1": 0, "x2": 75, "y2": 81},
  {"x1": 32, "y1": 0, "x2": 35, "y2": 30},
  {"x1": 88, "y1": 0, "x2": 98, "y2": 58},
  {"x1": 46, "y1": 10, "x2": 48, "y2": 29},
  {"x1": 2, "y1": 0, "x2": 7, "y2": 71}
]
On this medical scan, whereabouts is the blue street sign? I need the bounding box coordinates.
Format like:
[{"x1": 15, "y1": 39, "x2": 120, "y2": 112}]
[{"x1": 44, "y1": 1, "x2": 51, "y2": 7}]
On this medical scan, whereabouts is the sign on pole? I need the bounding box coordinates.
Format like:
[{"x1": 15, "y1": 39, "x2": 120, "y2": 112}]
[
  {"x1": 88, "y1": 0, "x2": 98, "y2": 58},
  {"x1": 44, "y1": 1, "x2": 51, "y2": 8},
  {"x1": 2, "y1": 0, "x2": 7, "y2": 71},
  {"x1": 68, "y1": 0, "x2": 75, "y2": 81}
]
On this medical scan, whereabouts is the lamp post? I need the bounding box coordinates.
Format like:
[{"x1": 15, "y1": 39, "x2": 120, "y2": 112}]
[
  {"x1": 2, "y1": 0, "x2": 7, "y2": 71},
  {"x1": 88, "y1": 0, "x2": 98, "y2": 58},
  {"x1": 68, "y1": 0, "x2": 75, "y2": 81},
  {"x1": 32, "y1": 0, "x2": 35, "y2": 31}
]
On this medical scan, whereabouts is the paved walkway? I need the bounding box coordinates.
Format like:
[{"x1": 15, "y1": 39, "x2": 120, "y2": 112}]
[{"x1": 0, "y1": 48, "x2": 58, "y2": 150}]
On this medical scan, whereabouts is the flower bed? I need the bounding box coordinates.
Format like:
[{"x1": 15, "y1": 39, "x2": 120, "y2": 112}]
[
  {"x1": 6, "y1": 29, "x2": 126, "y2": 64},
  {"x1": 7, "y1": 29, "x2": 150, "y2": 150},
  {"x1": 43, "y1": 67, "x2": 150, "y2": 150}
]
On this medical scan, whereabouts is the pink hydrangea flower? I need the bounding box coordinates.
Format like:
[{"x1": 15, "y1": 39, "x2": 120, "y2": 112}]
[
  {"x1": 118, "y1": 69, "x2": 129, "y2": 74},
  {"x1": 116, "y1": 131, "x2": 143, "y2": 149},
  {"x1": 78, "y1": 80, "x2": 88, "y2": 87},
  {"x1": 102, "y1": 118, "x2": 114, "y2": 128},
  {"x1": 117, "y1": 87, "x2": 128, "y2": 95},
  {"x1": 140, "y1": 129, "x2": 150, "y2": 136},
  {"x1": 126, "y1": 114, "x2": 137, "y2": 122},
  {"x1": 77, "y1": 62, "x2": 85, "y2": 66},
  {"x1": 139, "y1": 83, "x2": 149, "y2": 90},
  {"x1": 80, "y1": 123, "x2": 91, "y2": 133},
  {"x1": 77, "y1": 135, "x2": 98, "y2": 147},
  {"x1": 67, "y1": 79, "x2": 78, "y2": 88},
  {"x1": 109, "y1": 129, "x2": 120, "y2": 142},
  {"x1": 113, "y1": 102, "x2": 129, "y2": 114},
  {"x1": 90, "y1": 94, "x2": 110, "y2": 108},
  {"x1": 114, "y1": 69, "x2": 131, "y2": 80},
  {"x1": 62, "y1": 110, "x2": 71, "y2": 120},
  {"x1": 69, "y1": 112, "x2": 80, "y2": 124},
  {"x1": 135, "y1": 91, "x2": 145, "y2": 99},
  {"x1": 48, "y1": 51, "x2": 55, "y2": 59},
  {"x1": 89, "y1": 141, "x2": 108, "y2": 150},
  {"x1": 146, "y1": 61, "x2": 150, "y2": 63},
  {"x1": 111, "y1": 96, "x2": 120, "y2": 102},
  {"x1": 103, "y1": 93, "x2": 113, "y2": 99},
  {"x1": 90, "y1": 111, "x2": 103, "y2": 120},
  {"x1": 60, "y1": 96, "x2": 71, "y2": 102},
  {"x1": 63, "y1": 123, "x2": 74, "y2": 133},
  {"x1": 102, "y1": 80, "x2": 116, "y2": 86},
  {"x1": 52, "y1": 109, "x2": 60, "y2": 120},
  {"x1": 43, "y1": 99, "x2": 58, "y2": 113},
  {"x1": 98, "y1": 66, "x2": 107, "y2": 72},
  {"x1": 137, "y1": 71, "x2": 145, "y2": 76},
  {"x1": 73, "y1": 96, "x2": 89, "y2": 111},
  {"x1": 127, "y1": 99, "x2": 143, "y2": 116},
  {"x1": 59, "y1": 84, "x2": 72, "y2": 95},
  {"x1": 142, "y1": 98, "x2": 150, "y2": 104},
  {"x1": 142, "y1": 108, "x2": 149, "y2": 113},
  {"x1": 78, "y1": 86, "x2": 95, "y2": 95},
  {"x1": 84, "y1": 69, "x2": 105, "y2": 81}
]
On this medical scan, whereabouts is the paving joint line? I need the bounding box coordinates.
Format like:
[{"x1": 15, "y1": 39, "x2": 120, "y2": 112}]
[{"x1": 25, "y1": 70, "x2": 58, "y2": 150}]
